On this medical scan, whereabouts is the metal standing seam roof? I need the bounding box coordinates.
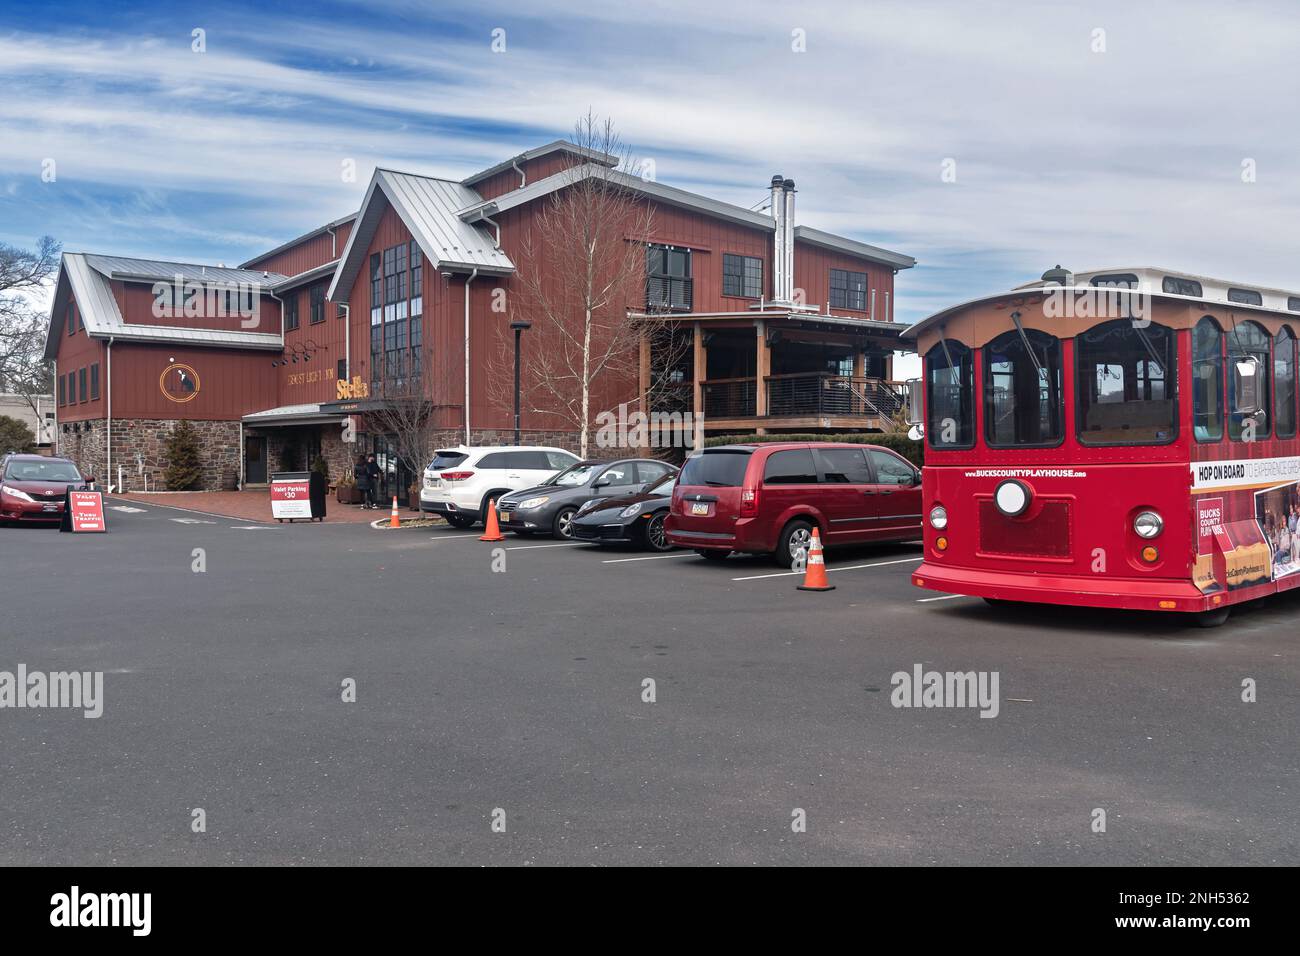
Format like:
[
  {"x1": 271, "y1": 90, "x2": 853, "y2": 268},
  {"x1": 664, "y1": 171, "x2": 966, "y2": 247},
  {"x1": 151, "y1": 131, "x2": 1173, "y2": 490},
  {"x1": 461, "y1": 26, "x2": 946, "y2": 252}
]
[
  {"x1": 327, "y1": 168, "x2": 515, "y2": 302},
  {"x1": 460, "y1": 139, "x2": 618, "y2": 187},
  {"x1": 44, "y1": 253, "x2": 285, "y2": 359},
  {"x1": 458, "y1": 164, "x2": 917, "y2": 269}
]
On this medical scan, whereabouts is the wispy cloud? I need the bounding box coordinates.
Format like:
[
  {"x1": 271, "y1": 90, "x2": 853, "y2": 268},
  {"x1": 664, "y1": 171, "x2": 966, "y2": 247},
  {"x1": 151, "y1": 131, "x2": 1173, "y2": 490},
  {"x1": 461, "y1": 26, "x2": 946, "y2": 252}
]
[{"x1": 1, "y1": 0, "x2": 1297, "y2": 331}]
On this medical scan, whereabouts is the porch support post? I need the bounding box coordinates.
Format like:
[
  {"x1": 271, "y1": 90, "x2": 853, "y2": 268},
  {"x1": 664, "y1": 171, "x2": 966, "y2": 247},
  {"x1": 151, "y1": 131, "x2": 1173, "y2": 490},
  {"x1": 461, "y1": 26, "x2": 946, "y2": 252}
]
[
  {"x1": 755, "y1": 319, "x2": 770, "y2": 418},
  {"x1": 692, "y1": 321, "x2": 705, "y2": 419},
  {"x1": 852, "y1": 348, "x2": 864, "y2": 417},
  {"x1": 638, "y1": 328, "x2": 652, "y2": 457}
]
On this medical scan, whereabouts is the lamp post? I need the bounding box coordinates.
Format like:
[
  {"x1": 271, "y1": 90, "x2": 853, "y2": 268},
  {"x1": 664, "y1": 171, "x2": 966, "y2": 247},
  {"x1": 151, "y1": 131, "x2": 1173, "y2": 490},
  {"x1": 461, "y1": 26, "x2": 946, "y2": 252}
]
[{"x1": 510, "y1": 318, "x2": 531, "y2": 445}]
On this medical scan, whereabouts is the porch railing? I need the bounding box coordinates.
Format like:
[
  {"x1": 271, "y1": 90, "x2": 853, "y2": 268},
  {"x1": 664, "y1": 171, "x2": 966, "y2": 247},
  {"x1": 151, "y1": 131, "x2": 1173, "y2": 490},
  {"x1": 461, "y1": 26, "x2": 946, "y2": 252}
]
[
  {"x1": 701, "y1": 376, "x2": 757, "y2": 418},
  {"x1": 766, "y1": 373, "x2": 905, "y2": 419}
]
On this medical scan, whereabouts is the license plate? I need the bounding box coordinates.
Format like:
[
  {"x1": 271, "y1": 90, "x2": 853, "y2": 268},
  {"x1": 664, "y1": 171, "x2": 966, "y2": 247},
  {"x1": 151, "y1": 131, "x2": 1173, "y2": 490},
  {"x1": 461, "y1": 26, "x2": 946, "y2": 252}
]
[
  {"x1": 690, "y1": 502, "x2": 709, "y2": 516},
  {"x1": 42, "y1": 504, "x2": 58, "y2": 512}
]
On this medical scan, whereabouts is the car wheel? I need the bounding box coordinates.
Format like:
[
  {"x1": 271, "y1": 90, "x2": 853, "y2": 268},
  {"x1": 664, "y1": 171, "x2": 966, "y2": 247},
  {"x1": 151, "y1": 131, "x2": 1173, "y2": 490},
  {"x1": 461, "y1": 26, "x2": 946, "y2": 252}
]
[
  {"x1": 445, "y1": 514, "x2": 475, "y2": 529},
  {"x1": 552, "y1": 506, "x2": 577, "y2": 539},
  {"x1": 775, "y1": 519, "x2": 815, "y2": 568},
  {"x1": 696, "y1": 549, "x2": 730, "y2": 561},
  {"x1": 642, "y1": 512, "x2": 672, "y2": 551}
]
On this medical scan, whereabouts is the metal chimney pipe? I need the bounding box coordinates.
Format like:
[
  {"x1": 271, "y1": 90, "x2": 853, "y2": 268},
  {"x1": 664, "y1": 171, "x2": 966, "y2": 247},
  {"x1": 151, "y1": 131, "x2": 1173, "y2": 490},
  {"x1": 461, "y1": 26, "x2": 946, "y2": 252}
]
[
  {"x1": 782, "y1": 179, "x2": 796, "y2": 304},
  {"x1": 770, "y1": 175, "x2": 785, "y2": 303}
]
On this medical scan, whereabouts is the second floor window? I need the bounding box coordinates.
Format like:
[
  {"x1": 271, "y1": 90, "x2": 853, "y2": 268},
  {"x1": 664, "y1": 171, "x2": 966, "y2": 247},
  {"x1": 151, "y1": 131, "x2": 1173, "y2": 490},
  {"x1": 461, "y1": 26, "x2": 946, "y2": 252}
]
[
  {"x1": 309, "y1": 283, "x2": 326, "y2": 324},
  {"x1": 723, "y1": 254, "x2": 762, "y2": 298},
  {"x1": 646, "y1": 244, "x2": 692, "y2": 312},
  {"x1": 284, "y1": 293, "x2": 299, "y2": 331},
  {"x1": 830, "y1": 269, "x2": 867, "y2": 312},
  {"x1": 90, "y1": 364, "x2": 100, "y2": 401}
]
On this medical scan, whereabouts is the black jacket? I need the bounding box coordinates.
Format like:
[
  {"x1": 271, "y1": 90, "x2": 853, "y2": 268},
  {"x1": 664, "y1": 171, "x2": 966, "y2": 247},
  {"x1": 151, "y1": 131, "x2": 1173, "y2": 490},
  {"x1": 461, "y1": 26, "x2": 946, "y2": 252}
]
[{"x1": 353, "y1": 462, "x2": 370, "y2": 490}]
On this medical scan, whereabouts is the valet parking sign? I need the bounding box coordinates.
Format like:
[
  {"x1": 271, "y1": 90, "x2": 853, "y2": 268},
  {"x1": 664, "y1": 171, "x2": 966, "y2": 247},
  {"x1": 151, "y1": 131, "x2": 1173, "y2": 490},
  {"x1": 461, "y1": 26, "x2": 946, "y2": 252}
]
[
  {"x1": 66, "y1": 490, "x2": 106, "y2": 533},
  {"x1": 270, "y1": 477, "x2": 313, "y2": 520}
]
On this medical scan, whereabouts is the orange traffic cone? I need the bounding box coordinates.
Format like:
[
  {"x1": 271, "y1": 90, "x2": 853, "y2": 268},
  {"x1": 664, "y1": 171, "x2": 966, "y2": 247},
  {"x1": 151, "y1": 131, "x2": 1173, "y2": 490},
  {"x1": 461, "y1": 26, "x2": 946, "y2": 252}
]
[
  {"x1": 797, "y1": 528, "x2": 835, "y2": 591},
  {"x1": 479, "y1": 498, "x2": 505, "y2": 542},
  {"x1": 389, "y1": 496, "x2": 401, "y2": 528}
]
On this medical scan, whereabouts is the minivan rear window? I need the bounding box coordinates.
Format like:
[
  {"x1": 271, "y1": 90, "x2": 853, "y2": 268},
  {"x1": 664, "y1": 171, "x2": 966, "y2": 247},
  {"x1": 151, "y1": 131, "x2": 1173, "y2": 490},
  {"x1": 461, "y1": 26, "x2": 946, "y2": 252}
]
[
  {"x1": 678, "y1": 449, "x2": 751, "y2": 487},
  {"x1": 429, "y1": 451, "x2": 468, "y2": 471},
  {"x1": 763, "y1": 449, "x2": 817, "y2": 485}
]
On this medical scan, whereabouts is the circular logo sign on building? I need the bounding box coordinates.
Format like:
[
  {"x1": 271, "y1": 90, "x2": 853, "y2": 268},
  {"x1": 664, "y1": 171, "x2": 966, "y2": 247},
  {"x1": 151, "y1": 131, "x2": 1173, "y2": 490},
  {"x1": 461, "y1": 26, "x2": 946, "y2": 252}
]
[{"x1": 160, "y1": 363, "x2": 201, "y2": 403}]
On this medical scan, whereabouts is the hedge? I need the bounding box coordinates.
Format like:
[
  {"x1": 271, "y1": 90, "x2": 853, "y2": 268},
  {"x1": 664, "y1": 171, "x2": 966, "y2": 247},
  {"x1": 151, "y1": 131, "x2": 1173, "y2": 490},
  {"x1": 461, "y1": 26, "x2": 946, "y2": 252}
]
[{"x1": 701, "y1": 431, "x2": 924, "y2": 467}]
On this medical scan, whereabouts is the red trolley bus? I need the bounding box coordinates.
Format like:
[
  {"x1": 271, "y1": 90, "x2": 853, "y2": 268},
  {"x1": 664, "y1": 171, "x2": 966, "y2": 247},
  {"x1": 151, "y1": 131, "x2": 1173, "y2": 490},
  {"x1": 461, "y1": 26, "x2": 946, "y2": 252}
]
[{"x1": 902, "y1": 266, "x2": 1300, "y2": 627}]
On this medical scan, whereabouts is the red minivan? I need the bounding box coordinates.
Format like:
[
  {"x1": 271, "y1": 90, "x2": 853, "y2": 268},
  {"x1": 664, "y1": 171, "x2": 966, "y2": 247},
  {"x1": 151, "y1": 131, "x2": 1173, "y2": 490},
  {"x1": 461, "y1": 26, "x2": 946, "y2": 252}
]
[{"x1": 665, "y1": 442, "x2": 922, "y2": 566}]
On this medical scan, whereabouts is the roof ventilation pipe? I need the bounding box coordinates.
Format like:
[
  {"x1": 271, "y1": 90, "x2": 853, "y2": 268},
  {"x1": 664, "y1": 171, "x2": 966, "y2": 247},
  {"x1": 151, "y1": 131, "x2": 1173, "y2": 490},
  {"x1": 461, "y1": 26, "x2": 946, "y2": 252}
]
[
  {"x1": 782, "y1": 179, "x2": 796, "y2": 305},
  {"x1": 770, "y1": 175, "x2": 785, "y2": 305}
]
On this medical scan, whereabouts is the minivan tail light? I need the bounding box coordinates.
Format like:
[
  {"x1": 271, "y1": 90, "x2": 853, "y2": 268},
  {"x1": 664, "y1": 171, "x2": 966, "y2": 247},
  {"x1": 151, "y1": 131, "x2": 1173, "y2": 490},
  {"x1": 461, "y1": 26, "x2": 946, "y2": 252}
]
[
  {"x1": 441, "y1": 471, "x2": 475, "y2": 481},
  {"x1": 740, "y1": 484, "x2": 759, "y2": 517}
]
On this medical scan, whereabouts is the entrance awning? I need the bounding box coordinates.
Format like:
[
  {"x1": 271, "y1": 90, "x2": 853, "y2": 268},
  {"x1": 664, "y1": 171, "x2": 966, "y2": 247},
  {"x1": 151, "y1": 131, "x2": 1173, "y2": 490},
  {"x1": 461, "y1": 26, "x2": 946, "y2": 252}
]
[{"x1": 242, "y1": 403, "x2": 347, "y2": 427}]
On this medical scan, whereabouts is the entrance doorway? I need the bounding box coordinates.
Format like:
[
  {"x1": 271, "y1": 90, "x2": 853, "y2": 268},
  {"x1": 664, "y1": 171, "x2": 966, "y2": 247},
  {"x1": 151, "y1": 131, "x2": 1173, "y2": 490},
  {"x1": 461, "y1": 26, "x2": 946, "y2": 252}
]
[{"x1": 244, "y1": 436, "x2": 268, "y2": 484}]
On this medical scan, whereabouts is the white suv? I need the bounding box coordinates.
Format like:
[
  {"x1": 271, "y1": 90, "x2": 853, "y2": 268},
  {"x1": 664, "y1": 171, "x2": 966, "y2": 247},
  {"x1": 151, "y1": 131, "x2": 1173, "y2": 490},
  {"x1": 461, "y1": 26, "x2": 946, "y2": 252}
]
[{"x1": 420, "y1": 446, "x2": 580, "y2": 529}]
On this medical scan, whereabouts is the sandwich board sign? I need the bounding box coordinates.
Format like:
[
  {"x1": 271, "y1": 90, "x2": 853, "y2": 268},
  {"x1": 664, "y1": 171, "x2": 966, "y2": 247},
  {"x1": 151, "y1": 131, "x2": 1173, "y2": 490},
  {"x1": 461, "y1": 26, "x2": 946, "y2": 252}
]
[{"x1": 60, "y1": 489, "x2": 107, "y2": 533}]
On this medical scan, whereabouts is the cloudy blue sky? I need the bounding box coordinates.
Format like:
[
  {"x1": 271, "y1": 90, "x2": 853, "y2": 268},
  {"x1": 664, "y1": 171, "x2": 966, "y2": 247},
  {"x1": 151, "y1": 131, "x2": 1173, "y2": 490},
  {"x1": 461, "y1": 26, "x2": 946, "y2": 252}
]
[{"x1": 2, "y1": 0, "x2": 1298, "y2": 365}]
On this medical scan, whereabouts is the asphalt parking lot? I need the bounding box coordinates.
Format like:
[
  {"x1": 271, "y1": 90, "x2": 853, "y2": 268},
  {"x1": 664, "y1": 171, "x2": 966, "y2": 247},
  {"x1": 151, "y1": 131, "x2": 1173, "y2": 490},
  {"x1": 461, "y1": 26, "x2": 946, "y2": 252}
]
[{"x1": 1, "y1": 498, "x2": 1296, "y2": 865}]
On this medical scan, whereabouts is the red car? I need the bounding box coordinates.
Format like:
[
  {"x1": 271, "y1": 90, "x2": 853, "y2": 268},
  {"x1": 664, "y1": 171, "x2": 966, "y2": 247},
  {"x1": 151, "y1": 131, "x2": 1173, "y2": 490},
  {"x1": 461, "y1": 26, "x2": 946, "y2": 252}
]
[
  {"x1": 0, "y1": 454, "x2": 88, "y2": 525},
  {"x1": 665, "y1": 442, "x2": 922, "y2": 566}
]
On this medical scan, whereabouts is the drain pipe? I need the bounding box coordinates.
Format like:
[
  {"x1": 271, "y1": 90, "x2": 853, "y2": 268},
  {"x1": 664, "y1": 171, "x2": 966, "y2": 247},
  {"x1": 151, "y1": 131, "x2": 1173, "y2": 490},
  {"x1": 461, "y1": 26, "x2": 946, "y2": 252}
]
[
  {"x1": 105, "y1": 336, "x2": 114, "y2": 490},
  {"x1": 464, "y1": 268, "x2": 478, "y2": 445},
  {"x1": 511, "y1": 158, "x2": 526, "y2": 189},
  {"x1": 339, "y1": 303, "x2": 351, "y2": 380}
]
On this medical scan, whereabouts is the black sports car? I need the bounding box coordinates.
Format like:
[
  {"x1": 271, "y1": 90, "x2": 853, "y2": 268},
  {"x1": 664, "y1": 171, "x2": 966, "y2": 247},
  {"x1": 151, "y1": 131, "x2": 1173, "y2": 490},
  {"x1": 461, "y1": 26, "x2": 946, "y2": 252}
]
[
  {"x1": 496, "y1": 458, "x2": 676, "y2": 539},
  {"x1": 571, "y1": 472, "x2": 678, "y2": 551}
]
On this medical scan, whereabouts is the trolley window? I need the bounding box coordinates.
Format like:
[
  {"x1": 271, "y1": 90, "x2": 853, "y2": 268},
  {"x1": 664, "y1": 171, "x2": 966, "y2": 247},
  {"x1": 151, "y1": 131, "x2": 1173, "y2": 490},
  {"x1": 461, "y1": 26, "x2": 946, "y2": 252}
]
[
  {"x1": 1228, "y1": 321, "x2": 1271, "y2": 441},
  {"x1": 983, "y1": 328, "x2": 1063, "y2": 447},
  {"x1": 1275, "y1": 327, "x2": 1296, "y2": 439},
  {"x1": 1193, "y1": 316, "x2": 1224, "y2": 443},
  {"x1": 925, "y1": 340, "x2": 974, "y2": 449},
  {"x1": 1076, "y1": 320, "x2": 1177, "y2": 446}
]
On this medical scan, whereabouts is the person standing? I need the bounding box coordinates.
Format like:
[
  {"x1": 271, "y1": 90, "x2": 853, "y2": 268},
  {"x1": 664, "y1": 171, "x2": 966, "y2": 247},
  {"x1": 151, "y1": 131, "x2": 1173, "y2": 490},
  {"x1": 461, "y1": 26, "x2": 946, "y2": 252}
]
[
  {"x1": 353, "y1": 455, "x2": 371, "y2": 510},
  {"x1": 365, "y1": 453, "x2": 383, "y2": 510}
]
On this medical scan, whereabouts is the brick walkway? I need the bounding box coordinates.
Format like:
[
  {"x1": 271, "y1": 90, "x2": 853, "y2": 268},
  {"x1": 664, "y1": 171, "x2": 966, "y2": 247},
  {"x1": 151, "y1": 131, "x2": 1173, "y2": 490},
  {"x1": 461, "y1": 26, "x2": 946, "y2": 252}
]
[{"x1": 113, "y1": 489, "x2": 413, "y2": 524}]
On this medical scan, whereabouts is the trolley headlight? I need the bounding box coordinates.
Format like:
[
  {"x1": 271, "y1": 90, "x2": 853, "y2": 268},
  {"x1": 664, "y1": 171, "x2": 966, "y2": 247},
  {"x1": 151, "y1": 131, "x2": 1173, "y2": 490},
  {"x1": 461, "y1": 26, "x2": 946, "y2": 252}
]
[
  {"x1": 1134, "y1": 511, "x2": 1164, "y2": 539},
  {"x1": 929, "y1": 505, "x2": 948, "y2": 530},
  {"x1": 993, "y1": 479, "x2": 1030, "y2": 517}
]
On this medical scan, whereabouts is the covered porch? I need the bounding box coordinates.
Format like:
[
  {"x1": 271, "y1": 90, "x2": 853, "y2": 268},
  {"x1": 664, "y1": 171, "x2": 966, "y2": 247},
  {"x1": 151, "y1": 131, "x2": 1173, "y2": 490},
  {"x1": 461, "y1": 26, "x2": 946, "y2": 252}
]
[{"x1": 636, "y1": 308, "x2": 910, "y2": 434}]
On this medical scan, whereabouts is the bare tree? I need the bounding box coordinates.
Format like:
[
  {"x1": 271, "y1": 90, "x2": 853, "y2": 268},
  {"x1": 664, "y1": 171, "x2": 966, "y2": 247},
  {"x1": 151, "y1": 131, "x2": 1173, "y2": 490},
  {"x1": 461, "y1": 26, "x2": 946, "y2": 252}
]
[
  {"x1": 488, "y1": 114, "x2": 659, "y2": 457},
  {"x1": 365, "y1": 375, "x2": 441, "y2": 500},
  {"x1": 0, "y1": 237, "x2": 59, "y2": 411}
]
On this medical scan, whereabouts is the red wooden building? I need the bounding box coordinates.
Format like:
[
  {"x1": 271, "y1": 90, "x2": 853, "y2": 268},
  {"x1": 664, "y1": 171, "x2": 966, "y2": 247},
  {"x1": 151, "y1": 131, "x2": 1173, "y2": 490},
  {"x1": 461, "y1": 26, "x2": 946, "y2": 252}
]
[{"x1": 45, "y1": 140, "x2": 915, "y2": 492}]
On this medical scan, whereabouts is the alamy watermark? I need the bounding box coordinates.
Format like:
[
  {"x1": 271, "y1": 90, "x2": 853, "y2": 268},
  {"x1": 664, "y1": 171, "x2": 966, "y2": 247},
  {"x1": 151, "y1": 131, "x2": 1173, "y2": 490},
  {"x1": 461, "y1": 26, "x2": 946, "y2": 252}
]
[
  {"x1": 890, "y1": 664, "x2": 1000, "y2": 718},
  {"x1": 595, "y1": 402, "x2": 700, "y2": 449},
  {"x1": 151, "y1": 275, "x2": 263, "y2": 329},
  {"x1": 0, "y1": 665, "x2": 103, "y2": 718}
]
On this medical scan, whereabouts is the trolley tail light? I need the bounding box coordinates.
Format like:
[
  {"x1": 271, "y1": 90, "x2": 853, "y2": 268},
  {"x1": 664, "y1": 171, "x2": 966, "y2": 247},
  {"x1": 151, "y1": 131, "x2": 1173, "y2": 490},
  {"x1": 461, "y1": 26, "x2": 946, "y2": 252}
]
[{"x1": 441, "y1": 471, "x2": 475, "y2": 482}]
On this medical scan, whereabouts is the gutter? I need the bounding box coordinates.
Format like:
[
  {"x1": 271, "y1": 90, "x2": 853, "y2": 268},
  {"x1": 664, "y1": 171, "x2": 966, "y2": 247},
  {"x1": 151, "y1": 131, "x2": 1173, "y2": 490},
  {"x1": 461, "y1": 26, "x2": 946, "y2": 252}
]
[{"x1": 464, "y1": 268, "x2": 478, "y2": 445}]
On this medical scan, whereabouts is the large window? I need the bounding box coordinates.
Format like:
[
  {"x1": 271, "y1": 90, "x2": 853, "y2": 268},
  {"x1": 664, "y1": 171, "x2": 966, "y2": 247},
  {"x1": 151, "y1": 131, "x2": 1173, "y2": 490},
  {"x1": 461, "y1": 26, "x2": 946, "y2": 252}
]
[
  {"x1": 646, "y1": 245, "x2": 692, "y2": 311},
  {"x1": 1274, "y1": 327, "x2": 1296, "y2": 439},
  {"x1": 1228, "y1": 321, "x2": 1271, "y2": 441},
  {"x1": 1193, "y1": 316, "x2": 1224, "y2": 442},
  {"x1": 78, "y1": 367, "x2": 87, "y2": 403},
  {"x1": 925, "y1": 340, "x2": 974, "y2": 449},
  {"x1": 89, "y1": 363, "x2": 100, "y2": 401},
  {"x1": 983, "y1": 329, "x2": 1064, "y2": 447},
  {"x1": 830, "y1": 268, "x2": 867, "y2": 311},
  {"x1": 722, "y1": 254, "x2": 762, "y2": 298},
  {"x1": 1076, "y1": 319, "x2": 1177, "y2": 446},
  {"x1": 309, "y1": 283, "x2": 326, "y2": 324},
  {"x1": 283, "y1": 293, "x2": 299, "y2": 332},
  {"x1": 369, "y1": 242, "x2": 423, "y2": 391},
  {"x1": 1277, "y1": 327, "x2": 1297, "y2": 439}
]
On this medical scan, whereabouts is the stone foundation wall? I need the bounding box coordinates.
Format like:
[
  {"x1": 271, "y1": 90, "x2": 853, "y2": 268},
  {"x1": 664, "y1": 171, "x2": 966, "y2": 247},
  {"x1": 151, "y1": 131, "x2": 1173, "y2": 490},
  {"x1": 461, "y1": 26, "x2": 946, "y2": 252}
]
[{"x1": 59, "y1": 418, "x2": 240, "y2": 492}]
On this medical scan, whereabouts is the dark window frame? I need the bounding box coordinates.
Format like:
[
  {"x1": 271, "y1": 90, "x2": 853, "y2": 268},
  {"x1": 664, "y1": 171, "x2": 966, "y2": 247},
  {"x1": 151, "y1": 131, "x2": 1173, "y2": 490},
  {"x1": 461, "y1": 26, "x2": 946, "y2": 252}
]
[
  {"x1": 89, "y1": 363, "x2": 100, "y2": 401},
  {"x1": 283, "y1": 292, "x2": 300, "y2": 332},
  {"x1": 1227, "y1": 320, "x2": 1272, "y2": 441},
  {"x1": 1193, "y1": 316, "x2": 1225, "y2": 444},
  {"x1": 982, "y1": 328, "x2": 1066, "y2": 449},
  {"x1": 645, "y1": 244, "x2": 693, "y2": 312},
  {"x1": 1074, "y1": 319, "x2": 1179, "y2": 448},
  {"x1": 925, "y1": 340, "x2": 975, "y2": 450},
  {"x1": 1162, "y1": 276, "x2": 1203, "y2": 297},
  {"x1": 829, "y1": 268, "x2": 867, "y2": 312},
  {"x1": 1227, "y1": 288, "x2": 1263, "y2": 306},
  {"x1": 722, "y1": 253, "x2": 763, "y2": 299},
  {"x1": 309, "y1": 283, "x2": 326, "y2": 324},
  {"x1": 1274, "y1": 325, "x2": 1296, "y2": 440},
  {"x1": 78, "y1": 367, "x2": 87, "y2": 404}
]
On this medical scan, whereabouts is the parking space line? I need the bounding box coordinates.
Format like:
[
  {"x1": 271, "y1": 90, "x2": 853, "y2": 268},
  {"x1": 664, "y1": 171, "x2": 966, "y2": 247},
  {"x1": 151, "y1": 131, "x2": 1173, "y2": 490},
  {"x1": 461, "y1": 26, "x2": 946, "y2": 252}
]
[
  {"x1": 917, "y1": 593, "x2": 969, "y2": 603},
  {"x1": 732, "y1": 555, "x2": 923, "y2": 582},
  {"x1": 601, "y1": 552, "x2": 695, "y2": 563},
  {"x1": 504, "y1": 542, "x2": 586, "y2": 551}
]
